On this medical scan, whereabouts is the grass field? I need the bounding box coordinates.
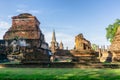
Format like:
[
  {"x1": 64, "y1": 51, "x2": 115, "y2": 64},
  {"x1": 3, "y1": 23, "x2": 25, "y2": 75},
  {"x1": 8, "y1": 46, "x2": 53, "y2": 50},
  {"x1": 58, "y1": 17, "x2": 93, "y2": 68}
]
[{"x1": 0, "y1": 68, "x2": 120, "y2": 80}]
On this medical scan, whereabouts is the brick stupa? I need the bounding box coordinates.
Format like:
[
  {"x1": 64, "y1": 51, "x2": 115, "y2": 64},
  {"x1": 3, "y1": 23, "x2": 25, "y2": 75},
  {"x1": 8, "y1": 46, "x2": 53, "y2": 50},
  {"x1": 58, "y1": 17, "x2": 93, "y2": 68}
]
[
  {"x1": 3, "y1": 13, "x2": 45, "y2": 47},
  {"x1": 110, "y1": 27, "x2": 120, "y2": 62},
  {"x1": 3, "y1": 13, "x2": 50, "y2": 63}
]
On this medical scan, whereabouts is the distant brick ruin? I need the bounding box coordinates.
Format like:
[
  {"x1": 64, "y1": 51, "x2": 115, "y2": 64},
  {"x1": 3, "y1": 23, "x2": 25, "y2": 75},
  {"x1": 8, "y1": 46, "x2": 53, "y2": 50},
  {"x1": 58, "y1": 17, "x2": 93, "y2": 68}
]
[
  {"x1": 49, "y1": 30, "x2": 72, "y2": 62},
  {"x1": 50, "y1": 30, "x2": 59, "y2": 53},
  {"x1": 75, "y1": 33, "x2": 92, "y2": 51},
  {"x1": 70, "y1": 33, "x2": 99, "y2": 63},
  {"x1": 50, "y1": 30, "x2": 64, "y2": 53}
]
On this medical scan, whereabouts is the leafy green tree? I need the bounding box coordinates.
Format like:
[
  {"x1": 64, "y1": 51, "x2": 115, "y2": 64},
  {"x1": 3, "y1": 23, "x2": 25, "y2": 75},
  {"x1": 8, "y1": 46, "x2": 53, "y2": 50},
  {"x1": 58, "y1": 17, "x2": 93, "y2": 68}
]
[
  {"x1": 106, "y1": 19, "x2": 120, "y2": 43},
  {"x1": 92, "y1": 44, "x2": 98, "y2": 50}
]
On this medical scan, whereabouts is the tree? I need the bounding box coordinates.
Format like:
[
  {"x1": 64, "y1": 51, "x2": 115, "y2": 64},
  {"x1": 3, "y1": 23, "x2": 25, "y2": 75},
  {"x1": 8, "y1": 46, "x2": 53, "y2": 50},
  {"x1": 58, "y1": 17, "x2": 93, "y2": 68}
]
[
  {"x1": 106, "y1": 19, "x2": 120, "y2": 43},
  {"x1": 92, "y1": 44, "x2": 98, "y2": 50}
]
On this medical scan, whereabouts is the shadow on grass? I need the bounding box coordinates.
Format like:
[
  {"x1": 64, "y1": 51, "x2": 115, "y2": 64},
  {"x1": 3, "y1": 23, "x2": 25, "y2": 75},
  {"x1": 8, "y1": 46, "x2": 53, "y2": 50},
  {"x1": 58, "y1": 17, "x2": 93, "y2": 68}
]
[{"x1": 0, "y1": 68, "x2": 120, "y2": 80}]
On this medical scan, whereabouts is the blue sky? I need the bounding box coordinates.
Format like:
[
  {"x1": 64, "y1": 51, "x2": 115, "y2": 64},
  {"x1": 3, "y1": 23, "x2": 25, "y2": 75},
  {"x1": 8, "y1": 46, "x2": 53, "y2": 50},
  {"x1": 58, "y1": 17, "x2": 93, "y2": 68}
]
[{"x1": 0, "y1": 0, "x2": 120, "y2": 49}]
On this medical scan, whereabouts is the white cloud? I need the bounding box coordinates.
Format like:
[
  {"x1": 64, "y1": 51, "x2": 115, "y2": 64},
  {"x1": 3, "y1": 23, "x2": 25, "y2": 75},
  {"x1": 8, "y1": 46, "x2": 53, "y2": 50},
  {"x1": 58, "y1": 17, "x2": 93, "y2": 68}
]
[
  {"x1": 0, "y1": 21, "x2": 10, "y2": 39},
  {"x1": 16, "y1": 9, "x2": 26, "y2": 13},
  {"x1": 89, "y1": 36, "x2": 110, "y2": 47},
  {"x1": 29, "y1": 10, "x2": 39, "y2": 14},
  {"x1": 57, "y1": 32, "x2": 74, "y2": 49},
  {"x1": 8, "y1": 15, "x2": 14, "y2": 19},
  {"x1": 0, "y1": 21, "x2": 10, "y2": 29},
  {"x1": 16, "y1": 9, "x2": 40, "y2": 14},
  {"x1": 16, "y1": 4, "x2": 41, "y2": 14}
]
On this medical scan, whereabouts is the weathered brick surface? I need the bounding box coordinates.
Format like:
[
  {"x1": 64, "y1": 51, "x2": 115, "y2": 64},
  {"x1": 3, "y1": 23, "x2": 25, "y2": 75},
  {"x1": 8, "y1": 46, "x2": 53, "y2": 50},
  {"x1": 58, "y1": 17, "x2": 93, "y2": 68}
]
[
  {"x1": 110, "y1": 27, "x2": 120, "y2": 62},
  {"x1": 75, "y1": 33, "x2": 92, "y2": 51},
  {"x1": 3, "y1": 13, "x2": 49, "y2": 63},
  {"x1": 4, "y1": 13, "x2": 41, "y2": 40},
  {"x1": 110, "y1": 27, "x2": 120, "y2": 52}
]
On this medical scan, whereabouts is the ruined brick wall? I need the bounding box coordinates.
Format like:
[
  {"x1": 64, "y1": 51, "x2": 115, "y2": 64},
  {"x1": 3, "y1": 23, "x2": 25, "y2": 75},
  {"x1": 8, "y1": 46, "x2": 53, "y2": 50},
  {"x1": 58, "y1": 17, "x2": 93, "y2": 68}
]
[{"x1": 75, "y1": 33, "x2": 91, "y2": 51}]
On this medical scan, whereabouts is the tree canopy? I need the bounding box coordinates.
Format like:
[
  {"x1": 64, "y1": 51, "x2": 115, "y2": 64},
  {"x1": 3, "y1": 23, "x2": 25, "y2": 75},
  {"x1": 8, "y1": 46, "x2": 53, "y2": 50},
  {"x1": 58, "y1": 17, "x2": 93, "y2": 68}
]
[
  {"x1": 92, "y1": 44, "x2": 98, "y2": 50},
  {"x1": 106, "y1": 19, "x2": 120, "y2": 43}
]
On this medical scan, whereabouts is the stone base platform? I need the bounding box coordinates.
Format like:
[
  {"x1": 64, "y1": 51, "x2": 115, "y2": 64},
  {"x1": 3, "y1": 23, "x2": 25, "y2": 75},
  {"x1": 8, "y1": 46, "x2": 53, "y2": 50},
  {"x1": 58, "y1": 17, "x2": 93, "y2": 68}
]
[{"x1": 0, "y1": 62, "x2": 120, "y2": 69}]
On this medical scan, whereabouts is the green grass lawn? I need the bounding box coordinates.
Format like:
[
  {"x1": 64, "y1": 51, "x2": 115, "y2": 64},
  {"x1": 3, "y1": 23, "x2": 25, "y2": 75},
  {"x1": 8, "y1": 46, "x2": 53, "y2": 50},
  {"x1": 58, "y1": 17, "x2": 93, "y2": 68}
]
[{"x1": 0, "y1": 68, "x2": 120, "y2": 80}]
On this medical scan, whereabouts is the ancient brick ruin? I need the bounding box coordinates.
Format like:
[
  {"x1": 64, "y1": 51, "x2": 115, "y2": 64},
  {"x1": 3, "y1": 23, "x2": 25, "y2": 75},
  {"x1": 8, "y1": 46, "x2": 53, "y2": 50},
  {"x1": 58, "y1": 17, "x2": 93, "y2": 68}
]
[
  {"x1": 110, "y1": 27, "x2": 120, "y2": 62},
  {"x1": 50, "y1": 30, "x2": 59, "y2": 53},
  {"x1": 75, "y1": 33, "x2": 92, "y2": 51},
  {"x1": 70, "y1": 33, "x2": 99, "y2": 63},
  {"x1": 3, "y1": 13, "x2": 50, "y2": 63},
  {"x1": 1, "y1": 13, "x2": 118, "y2": 64},
  {"x1": 4, "y1": 13, "x2": 45, "y2": 47},
  {"x1": 4, "y1": 13, "x2": 40, "y2": 39},
  {"x1": 110, "y1": 27, "x2": 120, "y2": 52},
  {"x1": 49, "y1": 30, "x2": 72, "y2": 62}
]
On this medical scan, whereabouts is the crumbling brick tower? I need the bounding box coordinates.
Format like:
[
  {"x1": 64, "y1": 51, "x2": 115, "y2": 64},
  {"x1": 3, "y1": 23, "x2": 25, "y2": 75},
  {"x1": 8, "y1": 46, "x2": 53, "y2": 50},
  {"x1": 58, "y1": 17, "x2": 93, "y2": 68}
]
[
  {"x1": 3, "y1": 13, "x2": 50, "y2": 63},
  {"x1": 75, "y1": 33, "x2": 92, "y2": 51},
  {"x1": 3, "y1": 13, "x2": 45, "y2": 47}
]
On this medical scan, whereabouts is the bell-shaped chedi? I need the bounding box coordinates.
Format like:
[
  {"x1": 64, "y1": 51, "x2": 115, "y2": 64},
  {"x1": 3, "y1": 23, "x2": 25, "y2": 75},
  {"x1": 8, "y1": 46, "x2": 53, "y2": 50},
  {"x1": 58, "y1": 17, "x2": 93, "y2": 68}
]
[
  {"x1": 75, "y1": 33, "x2": 92, "y2": 51},
  {"x1": 110, "y1": 27, "x2": 120, "y2": 52},
  {"x1": 4, "y1": 13, "x2": 42, "y2": 40},
  {"x1": 110, "y1": 26, "x2": 120, "y2": 62},
  {"x1": 59, "y1": 41, "x2": 64, "y2": 50}
]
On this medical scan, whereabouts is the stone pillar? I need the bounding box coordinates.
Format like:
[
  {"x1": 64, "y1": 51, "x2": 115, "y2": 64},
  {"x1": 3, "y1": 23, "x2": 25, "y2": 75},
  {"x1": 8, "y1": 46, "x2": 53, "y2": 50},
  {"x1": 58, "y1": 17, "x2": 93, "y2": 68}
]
[
  {"x1": 50, "y1": 42, "x2": 56, "y2": 54},
  {"x1": 96, "y1": 45, "x2": 99, "y2": 52},
  {"x1": 107, "y1": 45, "x2": 110, "y2": 51},
  {"x1": 103, "y1": 45, "x2": 105, "y2": 52},
  {"x1": 66, "y1": 47, "x2": 68, "y2": 50},
  {"x1": 98, "y1": 48, "x2": 102, "y2": 58}
]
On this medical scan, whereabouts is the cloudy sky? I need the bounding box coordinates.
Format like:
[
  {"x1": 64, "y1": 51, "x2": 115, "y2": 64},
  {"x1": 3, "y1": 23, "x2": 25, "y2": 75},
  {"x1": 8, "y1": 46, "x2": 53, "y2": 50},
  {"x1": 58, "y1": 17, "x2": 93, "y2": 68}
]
[{"x1": 0, "y1": 0, "x2": 120, "y2": 49}]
